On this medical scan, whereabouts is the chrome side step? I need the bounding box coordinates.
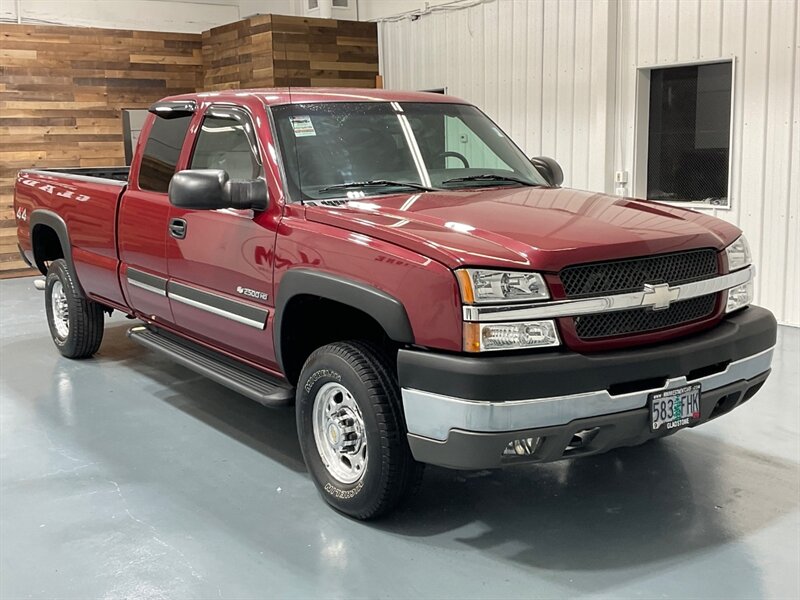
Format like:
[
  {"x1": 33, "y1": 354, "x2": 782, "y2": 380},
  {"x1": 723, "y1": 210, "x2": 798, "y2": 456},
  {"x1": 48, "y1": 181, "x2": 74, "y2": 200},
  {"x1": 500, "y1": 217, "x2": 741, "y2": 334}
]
[{"x1": 127, "y1": 326, "x2": 294, "y2": 407}]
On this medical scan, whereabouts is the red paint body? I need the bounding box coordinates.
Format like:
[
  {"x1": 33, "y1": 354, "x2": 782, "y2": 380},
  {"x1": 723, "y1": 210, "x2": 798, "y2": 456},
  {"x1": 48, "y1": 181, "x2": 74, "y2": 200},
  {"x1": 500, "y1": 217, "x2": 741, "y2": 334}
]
[{"x1": 13, "y1": 89, "x2": 742, "y2": 375}]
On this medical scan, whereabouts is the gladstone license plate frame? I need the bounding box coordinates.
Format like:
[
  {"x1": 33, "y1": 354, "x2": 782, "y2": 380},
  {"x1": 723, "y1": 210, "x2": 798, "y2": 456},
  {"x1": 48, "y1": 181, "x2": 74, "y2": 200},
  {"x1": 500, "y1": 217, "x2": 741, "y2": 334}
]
[{"x1": 649, "y1": 383, "x2": 702, "y2": 432}]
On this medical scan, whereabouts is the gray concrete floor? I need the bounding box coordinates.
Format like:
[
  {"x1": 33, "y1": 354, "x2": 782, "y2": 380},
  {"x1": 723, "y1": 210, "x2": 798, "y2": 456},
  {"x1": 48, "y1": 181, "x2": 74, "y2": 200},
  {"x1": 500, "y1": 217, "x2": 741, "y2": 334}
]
[{"x1": 1, "y1": 276, "x2": 798, "y2": 600}]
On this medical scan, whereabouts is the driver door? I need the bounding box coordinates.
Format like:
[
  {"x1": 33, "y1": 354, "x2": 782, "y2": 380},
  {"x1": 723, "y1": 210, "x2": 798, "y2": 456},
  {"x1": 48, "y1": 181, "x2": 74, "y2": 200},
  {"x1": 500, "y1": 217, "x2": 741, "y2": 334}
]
[{"x1": 166, "y1": 104, "x2": 281, "y2": 370}]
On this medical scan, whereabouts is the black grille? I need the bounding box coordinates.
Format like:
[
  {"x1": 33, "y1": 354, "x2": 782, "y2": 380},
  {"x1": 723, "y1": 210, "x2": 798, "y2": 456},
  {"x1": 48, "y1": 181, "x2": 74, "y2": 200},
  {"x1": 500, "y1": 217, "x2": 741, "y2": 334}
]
[
  {"x1": 560, "y1": 249, "x2": 718, "y2": 298},
  {"x1": 574, "y1": 294, "x2": 717, "y2": 339}
]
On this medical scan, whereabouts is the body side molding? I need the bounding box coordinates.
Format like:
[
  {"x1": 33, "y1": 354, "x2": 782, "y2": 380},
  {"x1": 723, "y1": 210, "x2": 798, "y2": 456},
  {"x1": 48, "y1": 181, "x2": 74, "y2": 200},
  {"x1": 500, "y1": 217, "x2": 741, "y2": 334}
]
[{"x1": 167, "y1": 281, "x2": 269, "y2": 329}]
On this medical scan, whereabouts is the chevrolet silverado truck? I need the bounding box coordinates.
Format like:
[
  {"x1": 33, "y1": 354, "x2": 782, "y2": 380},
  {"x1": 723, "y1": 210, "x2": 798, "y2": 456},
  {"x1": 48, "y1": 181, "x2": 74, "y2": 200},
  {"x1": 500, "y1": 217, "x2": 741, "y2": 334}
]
[{"x1": 14, "y1": 89, "x2": 777, "y2": 519}]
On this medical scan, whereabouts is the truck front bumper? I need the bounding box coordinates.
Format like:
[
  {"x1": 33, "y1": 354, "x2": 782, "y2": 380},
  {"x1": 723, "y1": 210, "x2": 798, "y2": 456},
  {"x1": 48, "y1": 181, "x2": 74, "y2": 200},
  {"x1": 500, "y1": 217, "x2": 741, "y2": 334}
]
[{"x1": 398, "y1": 306, "x2": 777, "y2": 470}]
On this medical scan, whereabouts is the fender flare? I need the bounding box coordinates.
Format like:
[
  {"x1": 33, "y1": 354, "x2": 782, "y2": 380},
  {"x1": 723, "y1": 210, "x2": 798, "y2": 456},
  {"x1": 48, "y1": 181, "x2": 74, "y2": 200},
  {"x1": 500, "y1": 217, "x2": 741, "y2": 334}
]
[
  {"x1": 274, "y1": 269, "x2": 414, "y2": 371},
  {"x1": 29, "y1": 209, "x2": 84, "y2": 294}
]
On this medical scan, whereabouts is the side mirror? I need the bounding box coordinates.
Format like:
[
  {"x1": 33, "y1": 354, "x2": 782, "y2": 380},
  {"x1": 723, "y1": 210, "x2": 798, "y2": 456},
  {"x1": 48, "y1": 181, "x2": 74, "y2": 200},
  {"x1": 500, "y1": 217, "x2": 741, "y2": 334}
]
[
  {"x1": 530, "y1": 156, "x2": 564, "y2": 187},
  {"x1": 168, "y1": 169, "x2": 267, "y2": 211}
]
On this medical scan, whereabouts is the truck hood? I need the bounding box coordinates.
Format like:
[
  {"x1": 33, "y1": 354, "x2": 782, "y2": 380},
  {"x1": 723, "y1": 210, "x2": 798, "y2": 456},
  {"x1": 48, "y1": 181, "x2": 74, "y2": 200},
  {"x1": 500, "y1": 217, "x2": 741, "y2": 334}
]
[{"x1": 304, "y1": 186, "x2": 740, "y2": 272}]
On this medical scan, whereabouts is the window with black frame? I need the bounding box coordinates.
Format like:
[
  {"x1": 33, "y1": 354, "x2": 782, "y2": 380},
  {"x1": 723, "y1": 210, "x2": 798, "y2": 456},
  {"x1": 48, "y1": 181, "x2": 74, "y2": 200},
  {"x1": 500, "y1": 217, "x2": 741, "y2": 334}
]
[
  {"x1": 647, "y1": 61, "x2": 732, "y2": 207},
  {"x1": 190, "y1": 115, "x2": 261, "y2": 181},
  {"x1": 138, "y1": 115, "x2": 192, "y2": 193}
]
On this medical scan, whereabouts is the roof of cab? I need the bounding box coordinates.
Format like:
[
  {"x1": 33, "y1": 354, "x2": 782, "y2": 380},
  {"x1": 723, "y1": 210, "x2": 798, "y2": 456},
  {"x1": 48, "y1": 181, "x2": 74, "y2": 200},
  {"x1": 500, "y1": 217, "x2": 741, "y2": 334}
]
[{"x1": 164, "y1": 87, "x2": 468, "y2": 106}]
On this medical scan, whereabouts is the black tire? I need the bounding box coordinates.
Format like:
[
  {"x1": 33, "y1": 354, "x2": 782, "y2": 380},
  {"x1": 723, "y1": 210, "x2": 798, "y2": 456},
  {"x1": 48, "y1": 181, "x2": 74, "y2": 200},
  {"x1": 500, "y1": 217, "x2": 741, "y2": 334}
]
[
  {"x1": 296, "y1": 341, "x2": 423, "y2": 520},
  {"x1": 45, "y1": 259, "x2": 104, "y2": 359}
]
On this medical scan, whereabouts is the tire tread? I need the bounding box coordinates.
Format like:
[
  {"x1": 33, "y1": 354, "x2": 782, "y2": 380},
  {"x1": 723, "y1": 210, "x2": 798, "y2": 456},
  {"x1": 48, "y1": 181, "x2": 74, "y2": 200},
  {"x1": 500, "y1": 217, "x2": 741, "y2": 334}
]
[
  {"x1": 46, "y1": 259, "x2": 104, "y2": 359},
  {"x1": 301, "y1": 341, "x2": 423, "y2": 520}
]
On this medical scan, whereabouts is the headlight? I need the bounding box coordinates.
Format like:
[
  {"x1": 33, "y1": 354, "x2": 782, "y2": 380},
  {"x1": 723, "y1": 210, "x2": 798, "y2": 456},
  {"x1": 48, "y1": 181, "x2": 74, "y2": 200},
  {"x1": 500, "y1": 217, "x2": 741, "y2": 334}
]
[
  {"x1": 463, "y1": 320, "x2": 560, "y2": 352},
  {"x1": 456, "y1": 269, "x2": 550, "y2": 304},
  {"x1": 725, "y1": 235, "x2": 752, "y2": 271},
  {"x1": 726, "y1": 281, "x2": 754, "y2": 313}
]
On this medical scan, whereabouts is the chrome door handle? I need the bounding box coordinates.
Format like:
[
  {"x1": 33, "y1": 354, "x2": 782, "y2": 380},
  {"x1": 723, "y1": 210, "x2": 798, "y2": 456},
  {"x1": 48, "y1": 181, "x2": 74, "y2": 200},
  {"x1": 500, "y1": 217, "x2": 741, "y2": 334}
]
[{"x1": 169, "y1": 218, "x2": 187, "y2": 239}]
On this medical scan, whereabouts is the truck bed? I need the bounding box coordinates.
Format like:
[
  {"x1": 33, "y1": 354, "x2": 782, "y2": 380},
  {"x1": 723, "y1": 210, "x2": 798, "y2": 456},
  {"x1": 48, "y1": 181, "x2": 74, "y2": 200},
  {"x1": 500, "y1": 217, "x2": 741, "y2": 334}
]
[{"x1": 15, "y1": 167, "x2": 129, "y2": 308}]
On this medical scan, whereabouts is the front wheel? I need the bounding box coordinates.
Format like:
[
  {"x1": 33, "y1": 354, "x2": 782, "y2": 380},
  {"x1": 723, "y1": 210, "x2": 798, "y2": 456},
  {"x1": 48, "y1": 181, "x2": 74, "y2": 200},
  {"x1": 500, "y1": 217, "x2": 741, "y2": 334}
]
[
  {"x1": 296, "y1": 341, "x2": 423, "y2": 520},
  {"x1": 45, "y1": 259, "x2": 104, "y2": 358}
]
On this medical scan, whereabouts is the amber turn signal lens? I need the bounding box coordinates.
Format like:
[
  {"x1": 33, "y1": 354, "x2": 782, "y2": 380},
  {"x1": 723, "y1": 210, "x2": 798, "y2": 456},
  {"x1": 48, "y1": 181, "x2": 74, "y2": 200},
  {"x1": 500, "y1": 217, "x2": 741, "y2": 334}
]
[
  {"x1": 455, "y1": 269, "x2": 475, "y2": 304},
  {"x1": 463, "y1": 322, "x2": 482, "y2": 352}
]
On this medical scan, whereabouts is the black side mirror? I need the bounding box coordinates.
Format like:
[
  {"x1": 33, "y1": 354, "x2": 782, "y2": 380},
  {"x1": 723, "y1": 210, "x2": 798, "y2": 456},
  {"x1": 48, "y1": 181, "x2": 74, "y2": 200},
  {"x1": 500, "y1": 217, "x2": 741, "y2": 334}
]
[
  {"x1": 168, "y1": 169, "x2": 268, "y2": 211},
  {"x1": 530, "y1": 156, "x2": 564, "y2": 187}
]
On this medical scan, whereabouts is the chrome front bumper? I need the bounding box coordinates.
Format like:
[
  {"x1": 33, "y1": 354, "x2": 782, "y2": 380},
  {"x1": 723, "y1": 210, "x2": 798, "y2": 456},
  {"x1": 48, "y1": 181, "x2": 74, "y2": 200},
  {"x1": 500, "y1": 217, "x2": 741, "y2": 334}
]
[
  {"x1": 397, "y1": 306, "x2": 778, "y2": 469},
  {"x1": 402, "y1": 345, "x2": 774, "y2": 442}
]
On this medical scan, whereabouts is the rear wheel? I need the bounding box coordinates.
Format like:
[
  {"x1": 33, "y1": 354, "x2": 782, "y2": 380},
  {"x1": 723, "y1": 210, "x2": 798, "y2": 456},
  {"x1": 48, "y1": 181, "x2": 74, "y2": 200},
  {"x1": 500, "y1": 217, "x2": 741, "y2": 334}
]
[
  {"x1": 45, "y1": 259, "x2": 104, "y2": 358},
  {"x1": 296, "y1": 341, "x2": 423, "y2": 520}
]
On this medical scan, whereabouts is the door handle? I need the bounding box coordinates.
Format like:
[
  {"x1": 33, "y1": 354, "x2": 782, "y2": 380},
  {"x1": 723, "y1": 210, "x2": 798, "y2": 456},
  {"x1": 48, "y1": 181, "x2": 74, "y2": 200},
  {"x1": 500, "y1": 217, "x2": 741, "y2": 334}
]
[{"x1": 169, "y1": 218, "x2": 187, "y2": 239}]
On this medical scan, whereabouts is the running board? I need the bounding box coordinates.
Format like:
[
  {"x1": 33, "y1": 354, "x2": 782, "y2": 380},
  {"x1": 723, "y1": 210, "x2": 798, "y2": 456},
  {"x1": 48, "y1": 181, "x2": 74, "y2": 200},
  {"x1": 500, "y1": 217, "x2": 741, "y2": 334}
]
[{"x1": 127, "y1": 326, "x2": 295, "y2": 407}]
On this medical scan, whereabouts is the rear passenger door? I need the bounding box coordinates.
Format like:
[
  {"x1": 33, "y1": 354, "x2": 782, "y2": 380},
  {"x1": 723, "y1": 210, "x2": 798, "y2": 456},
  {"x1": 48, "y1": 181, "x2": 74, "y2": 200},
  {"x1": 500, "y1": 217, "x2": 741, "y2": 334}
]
[
  {"x1": 165, "y1": 105, "x2": 281, "y2": 369},
  {"x1": 118, "y1": 107, "x2": 193, "y2": 324}
]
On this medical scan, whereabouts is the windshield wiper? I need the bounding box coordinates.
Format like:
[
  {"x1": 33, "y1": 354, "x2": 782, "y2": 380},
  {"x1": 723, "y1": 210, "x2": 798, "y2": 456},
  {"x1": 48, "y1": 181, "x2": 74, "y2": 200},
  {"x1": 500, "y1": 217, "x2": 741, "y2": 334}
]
[
  {"x1": 318, "y1": 180, "x2": 436, "y2": 193},
  {"x1": 441, "y1": 174, "x2": 541, "y2": 187}
]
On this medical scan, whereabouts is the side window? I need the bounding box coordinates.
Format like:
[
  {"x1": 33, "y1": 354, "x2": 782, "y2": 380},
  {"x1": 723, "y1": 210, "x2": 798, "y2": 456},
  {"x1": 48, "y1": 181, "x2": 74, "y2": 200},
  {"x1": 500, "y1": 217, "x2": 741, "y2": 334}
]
[
  {"x1": 138, "y1": 115, "x2": 192, "y2": 193},
  {"x1": 190, "y1": 114, "x2": 260, "y2": 181}
]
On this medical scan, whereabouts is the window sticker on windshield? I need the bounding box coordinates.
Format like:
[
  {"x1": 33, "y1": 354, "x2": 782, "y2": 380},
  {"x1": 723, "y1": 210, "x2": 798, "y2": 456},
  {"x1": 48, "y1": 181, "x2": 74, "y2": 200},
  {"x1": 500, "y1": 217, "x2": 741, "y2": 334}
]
[{"x1": 290, "y1": 115, "x2": 316, "y2": 137}]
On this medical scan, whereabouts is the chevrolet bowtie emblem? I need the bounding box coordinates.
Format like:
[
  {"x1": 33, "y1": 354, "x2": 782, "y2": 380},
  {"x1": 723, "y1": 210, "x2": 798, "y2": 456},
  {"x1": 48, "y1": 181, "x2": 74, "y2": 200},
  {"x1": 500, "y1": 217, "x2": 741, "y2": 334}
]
[{"x1": 642, "y1": 282, "x2": 680, "y2": 310}]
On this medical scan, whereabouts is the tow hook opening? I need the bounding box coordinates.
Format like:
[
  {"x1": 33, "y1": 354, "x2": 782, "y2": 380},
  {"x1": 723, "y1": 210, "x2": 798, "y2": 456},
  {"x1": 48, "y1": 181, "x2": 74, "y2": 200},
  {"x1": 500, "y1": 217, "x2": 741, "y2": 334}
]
[
  {"x1": 709, "y1": 391, "x2": 742, "y2": 420},
  {"x1": 563, "y1": 427, "x2": 601, "y2": 455}
]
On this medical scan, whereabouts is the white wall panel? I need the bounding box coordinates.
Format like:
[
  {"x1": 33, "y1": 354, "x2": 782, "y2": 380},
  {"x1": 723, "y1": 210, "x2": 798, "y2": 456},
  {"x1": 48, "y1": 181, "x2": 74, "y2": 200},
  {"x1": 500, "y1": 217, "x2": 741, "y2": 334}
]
[
  {"x1": 379, "y1": 0, "x2": 799, "y2": 325},
  {"x1": 381, "y1": 0, "x2": 616, "y2": 193},
  {"x1": 357, "y1": 0, "x2": 454, "y2": 21},
  {"x1": 615, "y1": 0, "x2": 799, "y2": 325}
]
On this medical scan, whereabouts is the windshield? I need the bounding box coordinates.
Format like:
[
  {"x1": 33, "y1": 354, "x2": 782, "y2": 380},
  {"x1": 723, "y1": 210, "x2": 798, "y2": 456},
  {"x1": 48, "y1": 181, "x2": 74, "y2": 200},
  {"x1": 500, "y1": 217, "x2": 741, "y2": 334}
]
[{"x1": 271, "y1": 102, "x2": 548, "y2": 201}]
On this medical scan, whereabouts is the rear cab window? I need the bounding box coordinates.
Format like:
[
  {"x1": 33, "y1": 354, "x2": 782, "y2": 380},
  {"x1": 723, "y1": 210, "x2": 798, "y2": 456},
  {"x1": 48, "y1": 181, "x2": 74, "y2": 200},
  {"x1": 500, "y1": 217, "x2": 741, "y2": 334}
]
[{"x1": 138, "y1": 115, "x2": 192, "y2": 193}]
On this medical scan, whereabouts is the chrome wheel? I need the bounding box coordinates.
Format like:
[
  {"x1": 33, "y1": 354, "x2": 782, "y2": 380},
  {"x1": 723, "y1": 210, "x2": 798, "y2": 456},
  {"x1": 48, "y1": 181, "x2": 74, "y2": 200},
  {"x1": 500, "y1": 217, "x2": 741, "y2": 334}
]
[
  {"x1": 312, "y1": 381, "x2": 367, "y2": 484},
  {"x1": 51, "y1": 280, "x2": 70, "y2": 339}
]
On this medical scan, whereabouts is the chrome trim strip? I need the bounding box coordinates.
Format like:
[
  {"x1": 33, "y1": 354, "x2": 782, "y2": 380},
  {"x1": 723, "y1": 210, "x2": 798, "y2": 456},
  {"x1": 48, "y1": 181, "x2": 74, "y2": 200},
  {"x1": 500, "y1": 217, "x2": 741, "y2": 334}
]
[
  {"x1": 128, "y1": 278, "x2": 167, "y2": 297},
  {"x1": 463, "y1": 266, "x2": 754, "y2": 322},
  {"x1": 402, "y1": 345, "x2": 774, "y2": 441},
  {"x1": 127, "y1": 268, "x2": 168, "y2": 297},
  {"x1": 23, "y1": 168, "x2": 127, "y2": 187},
  {"x1": 169, "y1": 292, "x2": 267, "y2": 330}
]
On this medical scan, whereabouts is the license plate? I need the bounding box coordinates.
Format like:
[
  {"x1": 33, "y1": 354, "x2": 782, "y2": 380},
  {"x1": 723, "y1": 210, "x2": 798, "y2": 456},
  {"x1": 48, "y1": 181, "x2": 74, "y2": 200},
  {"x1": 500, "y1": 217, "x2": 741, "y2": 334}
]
[{"x1": 649, "y1": 383, "x2": 701, "y2": 432}]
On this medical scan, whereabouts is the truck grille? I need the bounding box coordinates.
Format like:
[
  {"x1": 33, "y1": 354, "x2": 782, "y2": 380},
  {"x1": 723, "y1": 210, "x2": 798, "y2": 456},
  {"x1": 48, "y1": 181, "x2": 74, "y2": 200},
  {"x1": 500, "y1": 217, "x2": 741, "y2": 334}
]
[
  {"x1": 560, "y1": 249, "x2": 720, "y2": 341},
  {"x1": 560, "y1": 248, "x2": 718, "y2": 298},
  {"x1": 573, "y1": 294, "x2": 718, "y2": 339}
]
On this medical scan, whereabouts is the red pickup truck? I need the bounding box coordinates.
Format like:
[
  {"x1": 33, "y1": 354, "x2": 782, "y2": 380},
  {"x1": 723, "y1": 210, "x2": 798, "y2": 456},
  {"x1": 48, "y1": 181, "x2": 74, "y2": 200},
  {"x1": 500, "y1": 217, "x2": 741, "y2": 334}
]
[{"x1": 14, "y1": 89, "x2": 777, "y2": 519}]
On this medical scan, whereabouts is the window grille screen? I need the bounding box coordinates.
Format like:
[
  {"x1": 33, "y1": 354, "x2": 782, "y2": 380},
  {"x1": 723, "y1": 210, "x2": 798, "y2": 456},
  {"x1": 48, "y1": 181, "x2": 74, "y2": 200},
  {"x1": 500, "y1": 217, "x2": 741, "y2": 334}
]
[{"x1": 647, "y1": 62, "x2": 732, "y2": 206}]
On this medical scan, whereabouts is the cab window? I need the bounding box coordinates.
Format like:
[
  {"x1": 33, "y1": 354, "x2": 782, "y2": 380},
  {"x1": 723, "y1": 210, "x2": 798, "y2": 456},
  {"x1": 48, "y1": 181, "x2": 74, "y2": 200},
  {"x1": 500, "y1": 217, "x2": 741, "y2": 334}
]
[
  {"x1": 190, "y1": 114, "x2": 261, "y2": 180},
  {"x1": 138, "y1": 115, "x2": 192, "y2": 193}
]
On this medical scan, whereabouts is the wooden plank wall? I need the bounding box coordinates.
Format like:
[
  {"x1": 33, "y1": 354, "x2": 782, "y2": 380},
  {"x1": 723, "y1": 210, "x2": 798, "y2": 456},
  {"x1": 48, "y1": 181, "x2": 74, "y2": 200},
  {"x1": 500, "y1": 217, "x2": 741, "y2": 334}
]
[
  {"x1": 202, "y1": 14, "x2": 378, "y2": 90},
  {"x1": 271, "y1": 15, "x2": 378, "y2": 88},
  {"x1": 0, "y1": 15, "x2": 377, "y2": 276},
  {"x1": 202, "y1": 15, "x2": 273, "y2": 90},
  {"x1": 0, "y1": 24, "x2": 203, "y2": 276}
]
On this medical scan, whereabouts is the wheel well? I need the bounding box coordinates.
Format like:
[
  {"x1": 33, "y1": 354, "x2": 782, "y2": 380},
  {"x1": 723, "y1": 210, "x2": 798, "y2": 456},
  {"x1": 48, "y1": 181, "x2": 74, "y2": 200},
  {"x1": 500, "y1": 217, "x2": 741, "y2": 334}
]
[
  {"x1": 31, "y1": 224, "x2": 64, "y2": 274},
  {"x1": 280, "y1": 295, "x2": 395, "y2": 385}
]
